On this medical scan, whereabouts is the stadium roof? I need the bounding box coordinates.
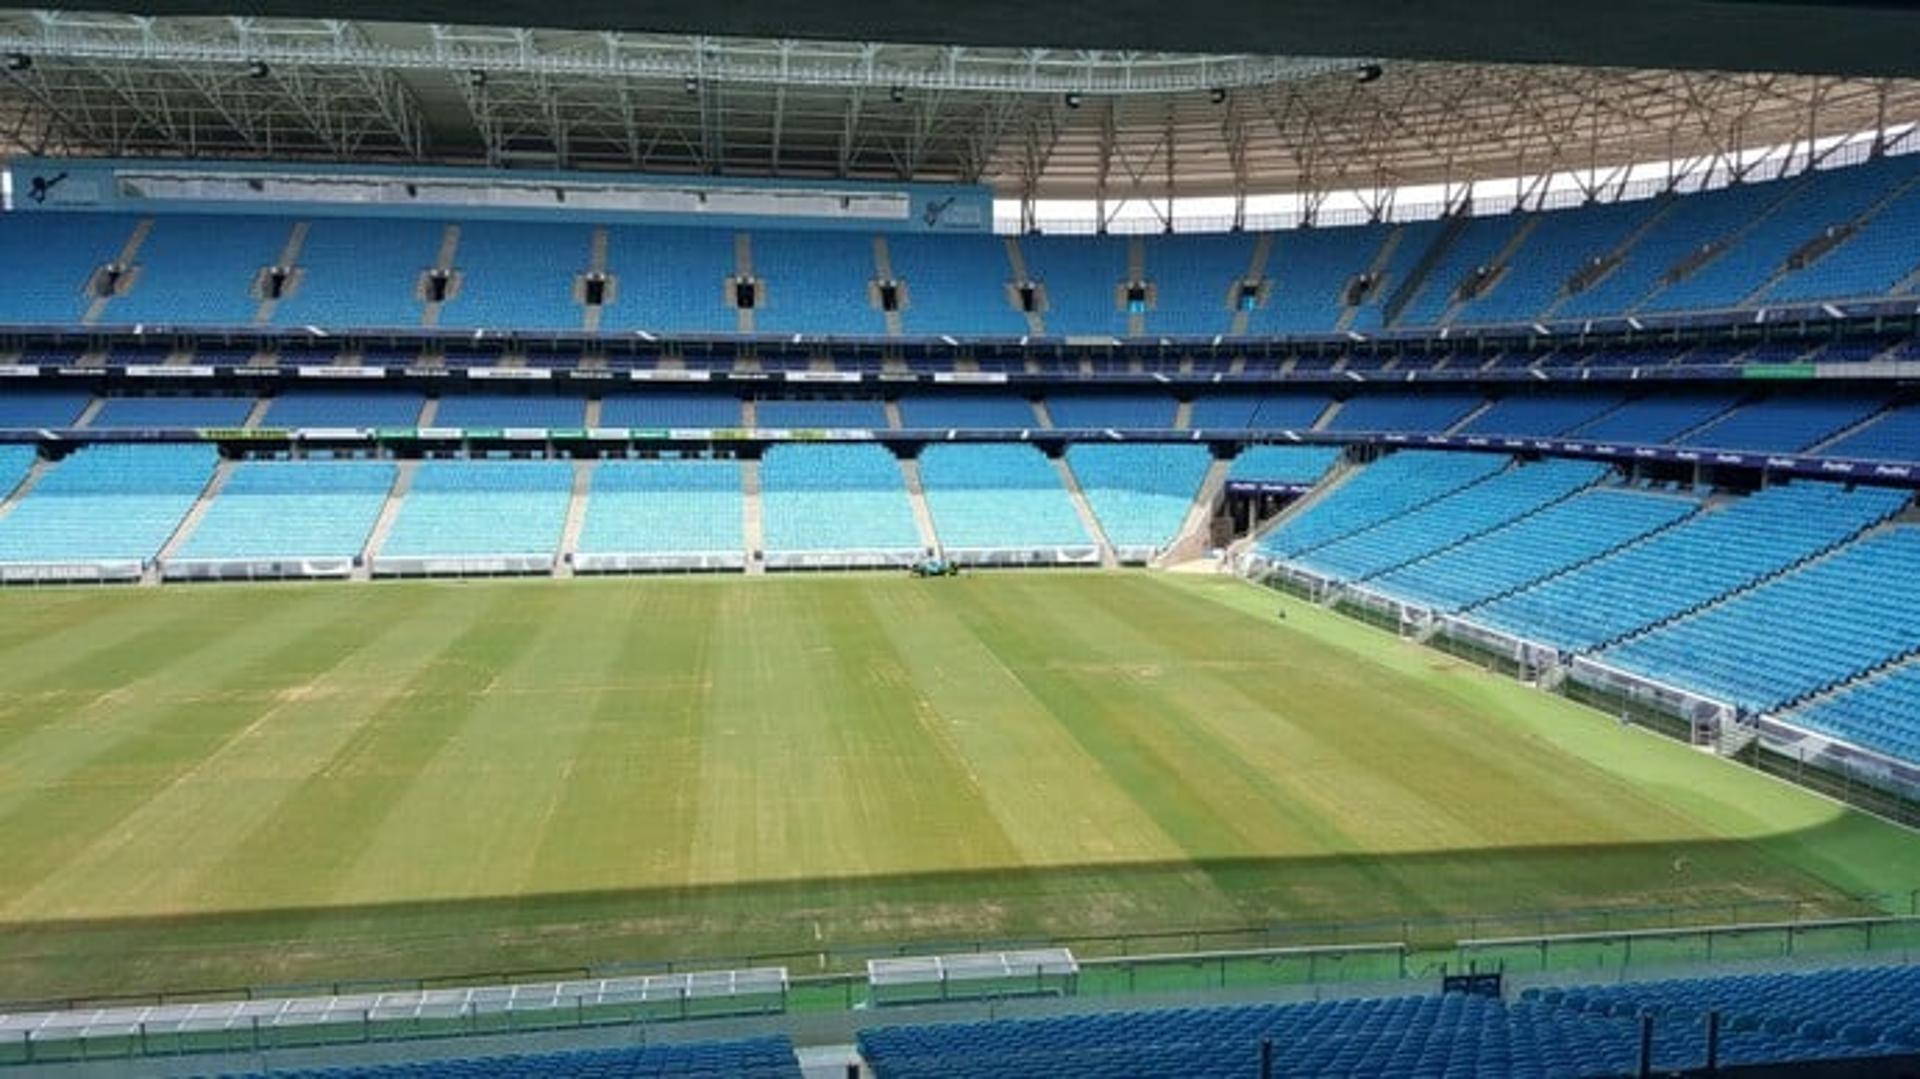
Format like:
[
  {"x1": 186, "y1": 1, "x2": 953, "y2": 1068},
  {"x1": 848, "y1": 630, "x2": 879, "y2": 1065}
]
[
  {"x1": 24, "y1": 0, "x2": 1920, "y2": 79},
  {"x1": 2, "y1": 10, "x2": 1918, "y2": 214}
]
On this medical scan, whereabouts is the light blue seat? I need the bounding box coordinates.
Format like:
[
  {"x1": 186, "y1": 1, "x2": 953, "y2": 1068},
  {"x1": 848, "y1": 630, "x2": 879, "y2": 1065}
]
[
  {"x1": 0, "y1": 444, "x2": 216, "y2": 563},
  {"x1": 90, "y1": 396, "x2": 257, "y2": 428},
  {"x1": 918, "y1": 443, "x2": 1090, "y2": 552},
  {"x1": 895, "y1": 395, "x2": 1036, "y2": 429},
  {"x1": 599, "y1": 393, "x2": 742, "y2": 428},
  {"x1": 1795, "y1": 665, "x2": 1920, "y2": 763},
  {"x1": 1603, "y1": 526, "x2": 1920, "y2": 712},
  {"x1": 437, "y1": 221, "x2": 591, "y2": 332},
  {"x1": 1327, "y1": 392, "x2": 1485, "y2": 434},
  {"x1": 380, "y1": 459, "x2": 572, "y2": 559},
  {"x1": 1068, "y1": 444, "x2": 1213, "y2": 554},
  {"x1": 264, "y1": 391, "x2": 425, "y2": 428},
  {"x1": 1293, "y1": 458, "x2": 1609, "y2": 582},
  {"x1": 578, "y1": 459, "x2": 744, "y2": 556},
  {"x1": 432, "y1": 395, "x2": 586, "y2": 428},
  {"x1": 759, "y1": 444, "x2": 921, "y2": 556},
  {"x1": 1044, "y1": 393, "x2": 1178, "y2": 429},
  {"x1": 270, "y1": 217, "x2": 442, "y2": 330},
  {"x1": 1190, "y1": 393, "x2": 1331, "y2": 431},
  {"x1": 755, "y1": 399, "x2": 890, "y2": 429},
  {"x1": 1227, "y1": 445, "x2": 1343, "y2": 487},
  {"x1": 1473, "y1": 481, "x2": 1909, "y2": 651},
  {"x1": 179, "y1": 460, "x2": 394, "y2": 560},
  {"x1": 749, "y1": 230, "x2": 886, "y2": 336},
  {"x1": 1372, "y1": 487, "x2": 1696, "y2": 612},
  {"x1": 101, "y1": 214, "x2": 286, "y2": 327},
  {"x1": 1259, "y1": 450, "x2": 1508, "y2": 559}
]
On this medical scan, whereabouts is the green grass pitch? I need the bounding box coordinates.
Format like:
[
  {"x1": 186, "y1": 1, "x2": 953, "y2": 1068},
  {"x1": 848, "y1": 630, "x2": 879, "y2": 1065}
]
[{"x1": 0, "y1": 571, "x2": 1914, "y2": 1001}]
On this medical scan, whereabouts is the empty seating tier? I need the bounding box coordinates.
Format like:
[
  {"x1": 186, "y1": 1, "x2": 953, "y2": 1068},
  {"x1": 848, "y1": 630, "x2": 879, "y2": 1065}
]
[
  {"x1": 1459, "y1": 393, "x2": 1624, "y2": 438},
  {"x1": 1189, "y1": 392, "x2": 1329, "y2": 431},
  {"x1": 575, "y1": 458, "x2": 745, "y2": 570},
  {"x1": 1793, "y1": 664, "x2": 1920, "y2": 762},
  {"x1": 1471, "y1": 481, "x2": 1908, "y2": 652},
  {"x1": 0, "y1": 391, "x2": 92, "y2": 428},
  {"x1": 8, "y1": 155, "x2": 1920, "y2": 340},
  {"x1": 1679, "y1": 395, "x2": 1884, "y2": 454},
  {"x1": 1325, "y1": 392, "x2": 1484, "y2": 434},
  {"x1": 1824, "y1": 402, "x2": 1920, "y2": 462},
  {"x1": 89, "y1": 395, "x2": 256, "y2": 429},
  {"x1": 1067, "y1": 444, "x2": 1212, "y2": 556},
  {"x1": 0, "y1": 443, "x2": 215, "y2": 572},
  {"x1": 598, "y1": 392, "x2": 743, "y2": 428},
  {"x1": 1259, "y1": 450, "x2": 1508, "y2": 559},
  {"x1": 1226, "y1": 445, "x2": 1343, "y2": 487},
  {"x1": 1370, "y1": 487, "x2": 1696, "y2": 613},
  {"x1": 263, "y1": 391, "x2": 426, "y2": 429},
  {"x1": 917, "y1": 443, "x2": 1092, "y2": 559},
  {"x1": 1294, "y1": 458, "x2": 1608, "y2": 583},
  {"x1": 754, "y1": 399, "x2": 890, "y2": 429},
  {"x1": 895, "y1": 394, "x2": 1036, "y2": 429},
  {"x1": 1565, "y1": 393, "x2": 1739, "y2": 444},
  {"x1": 759, "y1": 444, "x2": 922, "y2": 564},
  {"x1": 432, "y1": 395, "x2": 587, "y2": 429},
  {"x1": 863, "y1": 965, "x2": 1920, "y2": 1078},
  {"x1": 1601, "y1": 525, "x2": 1920, "y2": 712},
  {"x1": 174, "y1": 460, "x2": 394, "y2": 567},
  {"x1": 1043, "y1": 393, "x2": 1178, "y2": 429},
  {"x1": 375, "y1": 459, "x2": 572, "y2": 573}
]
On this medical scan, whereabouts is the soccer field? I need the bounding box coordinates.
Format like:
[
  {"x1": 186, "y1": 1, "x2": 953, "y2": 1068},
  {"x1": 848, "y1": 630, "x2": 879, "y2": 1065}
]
[{"x1": 0, "y1": 571, "x2": 1913, "y2": 1001}]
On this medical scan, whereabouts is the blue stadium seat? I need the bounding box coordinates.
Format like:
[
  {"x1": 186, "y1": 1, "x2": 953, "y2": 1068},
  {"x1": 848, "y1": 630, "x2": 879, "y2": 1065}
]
[
  {"x1": 1602, "y1": 526, "x2": 1920, "y2": 712},
  {"x1": 380, "y1": 459, "x2": 572, "y2": 559},
  {"x1": 759, "y1": 444, "x2": 921, "y2": 555},
  {"x1": 1293, "y1": 458, "x2": 1609, "y2": 582},
  {"x1": 1259, "y1": 450, "x2": 1508, "y2": 558},
  {"x1": 754, "y1": 399, "x2": 890, "y2": 429},
  {"x1": 438, "y1": 221, "x2": 592, "y2": 332},
  {"x1": 1325, "y1": 392, "x2": 1484, "y2": 434},
  {"x1": 1472, "y1": 481, "x2": 1908, "y2": 652},
  {"x1": 1189, "y1": 392, "x2": 1330, "y2": 431},
  {"x1": 895, "y1": 394, "x2": 1037, "y2": 429},
  {"x1": 89, "y1": 395, "x2": 257, "y2": 429},
  {"x1": 578, "y1": 458, "x2": 744, "y2": 556},
  {"x1": 433, "y1": 395, "x2": 587, "y2": 429},
  {"x1": 0, "y1": 443, "x2": 216, "y2": 564},
  {"x1": 1044, "y1": 393, "x2": 1178, "y2": 429},
  {"x1": 599, "y1": 392, "x2": 743, "y2": 428},
  {"x1": 1067, "y1": 444, "x2": 1213, "y2": 553},
  {"x1": 264, "y1": 391, "x2": 426, "y2": 428},
  {"x1": 918, "y1": 443, "x2": 1090, "y2": 552},
  {"x1": 1226, "y1": 445, "x2": 1343, "y2": 487},
  {"x1": 1371, "y1": 487, "x2": 1695, "y2": 612},
  {"x1": 179, "y1": 460, "x2": 395, "y2": 560}
]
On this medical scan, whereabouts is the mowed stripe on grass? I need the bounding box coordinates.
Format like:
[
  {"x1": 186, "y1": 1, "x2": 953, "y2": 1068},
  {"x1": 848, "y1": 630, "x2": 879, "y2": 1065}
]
[{"x1": 0, "y1": 572, "x2": 1912, "y2": 998}]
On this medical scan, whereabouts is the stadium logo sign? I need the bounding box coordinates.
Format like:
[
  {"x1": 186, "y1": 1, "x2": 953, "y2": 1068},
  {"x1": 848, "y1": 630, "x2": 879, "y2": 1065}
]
[
  {"x1": 25, "y1": 170, "x2": 69, "y2": 203},
  {"x1": 922, "y1": 196, "x2": 957, "y2": 226}
]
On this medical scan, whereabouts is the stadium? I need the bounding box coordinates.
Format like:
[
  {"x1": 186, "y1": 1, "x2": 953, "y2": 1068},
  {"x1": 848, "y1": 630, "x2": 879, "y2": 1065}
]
[{"x1": 2, "y1": 0, "x2": 1920, "y2": 1074}]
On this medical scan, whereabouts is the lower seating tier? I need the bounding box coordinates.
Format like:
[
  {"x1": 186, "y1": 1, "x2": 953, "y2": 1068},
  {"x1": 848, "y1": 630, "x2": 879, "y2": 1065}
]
[{"x1": 860, "y1": 964, "x2": 1920, "y2": 1078}]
